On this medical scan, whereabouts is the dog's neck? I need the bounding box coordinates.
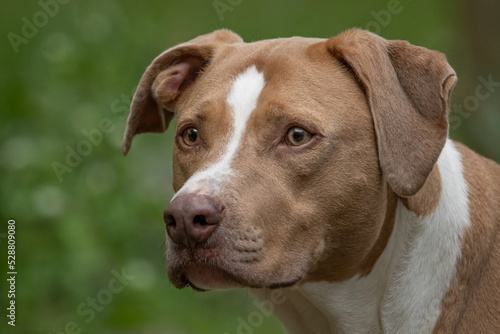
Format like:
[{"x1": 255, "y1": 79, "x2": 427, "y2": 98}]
[{"x1": 256, "y1": 140, "x2": 470, "y2": 334}]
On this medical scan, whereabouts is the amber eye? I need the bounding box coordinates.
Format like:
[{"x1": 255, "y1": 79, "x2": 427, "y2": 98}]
[
  {"x1": 286, "y1": 127, "x2": 312, "y2": 146},
  {"x1": 181, "y1": 127, "x2": 199, "y2": 146}
]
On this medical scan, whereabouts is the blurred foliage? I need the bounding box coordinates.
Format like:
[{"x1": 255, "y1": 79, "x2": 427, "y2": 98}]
[{"x1": 0, "y1": 0, "x2": 498, "y2": 333}]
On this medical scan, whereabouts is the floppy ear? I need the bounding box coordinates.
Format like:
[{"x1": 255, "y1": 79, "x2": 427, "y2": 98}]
[
  {"x1": 326, "y1": 29, "x2": 456, "y2": 197},
  {"x1": 122, "y1": 29, "x2": 243, "y2": 155}
]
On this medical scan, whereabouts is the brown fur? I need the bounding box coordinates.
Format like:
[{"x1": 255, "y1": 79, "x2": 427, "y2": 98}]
[{"x1": 402, "y1": 164, "x2": 442, "y2": 217}]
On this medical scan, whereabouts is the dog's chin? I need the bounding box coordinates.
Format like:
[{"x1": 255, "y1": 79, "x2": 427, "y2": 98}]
[
  {"x1": 185, "y1": 264, "x2": 244, "y2": 291},
  {"x1": 168, "y1": 263, "x2": 302, "y2": 291},
  {"x1": 168, "y1": 263, "x2": 245, "y2": 291}
]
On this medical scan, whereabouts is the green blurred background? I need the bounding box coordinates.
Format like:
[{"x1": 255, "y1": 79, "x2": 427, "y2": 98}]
[{"x1": 0, "y1": 0, "x2": 499, "y2": 333}]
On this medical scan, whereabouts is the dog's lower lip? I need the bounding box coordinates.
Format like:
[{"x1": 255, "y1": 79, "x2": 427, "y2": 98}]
[
  {"x1": 170, "y1": 259, "x2": 303, "y2": 291},
  {"x1": 168, "y1": 248, "x2": 303, "y2": 289},
  {"x1": 184, "y1": 263, "x2": 243, "y2": 290}
]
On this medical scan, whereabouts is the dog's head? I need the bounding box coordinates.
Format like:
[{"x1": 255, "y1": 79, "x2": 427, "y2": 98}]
[{"x1": 123, "y1": 29, "x2": 456, "y2": 291}]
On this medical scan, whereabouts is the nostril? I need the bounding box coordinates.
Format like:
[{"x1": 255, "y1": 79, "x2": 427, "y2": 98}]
[
  {"x1": 193, "y1": 215, "x2": 207, "y2": 226},
  {"x1": 164, "y1": 214, "x2": 176, "y2": 226}
]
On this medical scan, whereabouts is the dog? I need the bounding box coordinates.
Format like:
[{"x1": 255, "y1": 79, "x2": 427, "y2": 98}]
[{"x1": 122, "y1": 29, "x2": 500, "y2": 333}]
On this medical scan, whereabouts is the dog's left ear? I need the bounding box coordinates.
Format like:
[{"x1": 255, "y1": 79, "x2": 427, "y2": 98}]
[{"x1": 326, "y1": 29, "x2": 456, "y2": 197}]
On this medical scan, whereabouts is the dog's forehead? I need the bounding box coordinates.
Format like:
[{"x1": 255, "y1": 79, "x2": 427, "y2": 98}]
[
  {"x1": 177, "y1": 39, "x2": 290, "y2": 118},
  {"x1": 181, "y1": 36, "x2": 348, "y2": 121},
  {"x1": 204, "y1": 36, "x2": 327, "y2": 84}
]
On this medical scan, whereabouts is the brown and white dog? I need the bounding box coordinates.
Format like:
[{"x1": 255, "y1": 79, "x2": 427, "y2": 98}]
[{"x1": 122, "y1": 29, "x2": 500, "y2": 333}]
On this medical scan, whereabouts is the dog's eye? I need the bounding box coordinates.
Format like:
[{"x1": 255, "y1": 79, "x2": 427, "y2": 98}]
[
  {"x1": 182, "y1": 127, "x2": 199, "y2": 146},
  {"x1": 286, "y1": 127, "x2": 312, "y2": 146}
]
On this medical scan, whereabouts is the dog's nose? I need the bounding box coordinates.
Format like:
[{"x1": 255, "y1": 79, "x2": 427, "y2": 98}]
[{"x1": 163, "y1": 194, "x2": 224, "y2": 248}]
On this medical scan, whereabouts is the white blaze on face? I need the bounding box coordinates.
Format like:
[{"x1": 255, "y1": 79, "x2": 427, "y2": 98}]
[{"x1": 172, "y1": 65, "x2": 265, "y2": 199}]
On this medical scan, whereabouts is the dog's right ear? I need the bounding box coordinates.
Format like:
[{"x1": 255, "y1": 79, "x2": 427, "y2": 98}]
[
  {"x1": 122, "y1": 30, "x2": 243, "y2": 155},
  {"x1": 325, "y1": 29, "x2": 456, "y2": 197}
]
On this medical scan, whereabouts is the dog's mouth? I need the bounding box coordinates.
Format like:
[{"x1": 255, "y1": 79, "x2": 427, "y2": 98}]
[
  {"x1": 176, "y1": 263, "x2": 244, "y2": 291},
  {"x1": 168, "y1": 257, "x2": 302, "y2": 291}
]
